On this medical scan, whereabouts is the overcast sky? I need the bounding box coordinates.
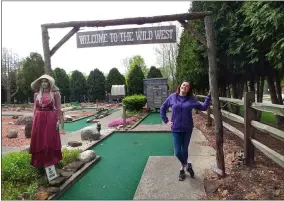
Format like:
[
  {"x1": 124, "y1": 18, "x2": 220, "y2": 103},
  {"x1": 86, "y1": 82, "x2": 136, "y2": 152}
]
[{"x1": 2, "y1": 1, "x2": 190, "y2": 75}]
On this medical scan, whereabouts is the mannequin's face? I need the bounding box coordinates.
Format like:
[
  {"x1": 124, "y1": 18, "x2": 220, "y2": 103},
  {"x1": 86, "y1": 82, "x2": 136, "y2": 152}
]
[{"x1": 41, "y1": 79, "x2": 50, "y2": 89}]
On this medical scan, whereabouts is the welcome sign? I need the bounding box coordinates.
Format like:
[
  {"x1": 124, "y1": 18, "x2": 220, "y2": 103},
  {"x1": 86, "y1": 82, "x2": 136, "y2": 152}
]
[{"x1": 76, "y1": 25, "x2": 176, "y2": 48}]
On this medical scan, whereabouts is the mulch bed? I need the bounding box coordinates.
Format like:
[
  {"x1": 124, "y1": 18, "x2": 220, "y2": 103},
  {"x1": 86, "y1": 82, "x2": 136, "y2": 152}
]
[
  {"x1": 2, "y1": 116, "x2": 66, "y2": 147},
  {"x1": 193, "y1": 112, "x2": 284, "y2": 200},
  {"x1": 2, "y1": 117, "x2": 30, "y2": 147}
]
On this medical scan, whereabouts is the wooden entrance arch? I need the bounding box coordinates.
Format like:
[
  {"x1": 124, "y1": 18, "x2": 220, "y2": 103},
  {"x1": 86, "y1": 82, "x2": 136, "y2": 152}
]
[{"x1": 41, "y1": 11, "x2": 225, "y2": 177}]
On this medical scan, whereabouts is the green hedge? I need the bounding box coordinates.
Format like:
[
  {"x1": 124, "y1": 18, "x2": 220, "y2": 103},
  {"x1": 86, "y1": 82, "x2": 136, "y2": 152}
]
[{"x1": 122, "y1": 94, "x2": 146, "y2": 111}]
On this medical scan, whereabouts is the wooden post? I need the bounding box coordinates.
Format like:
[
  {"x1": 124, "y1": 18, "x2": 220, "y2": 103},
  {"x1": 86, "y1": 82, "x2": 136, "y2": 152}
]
[
  {"x1": 64, "y1": 96, "x2": 66, "y2": 104},
  {"x1": 41, "y1": 26, "x2": 53, "y2": 75},
  {"x1": 96, "y1": 99, "x2": 98, "y2": 110},
  {"x1": 123, "y1": 105, "x2": 126, "y2": 128},
  {"x1": 61, "y1": 110, "x2": 64, "y2": 133},
  {"x1": 204, "y1": 15, "x2": 225, "y2": 178},
  {"x1": 206, "y1": 106, "x2": 212, "y2": 126},
  {"x1": 244, "y1": 91, "x2": 256, "y2": 166}
]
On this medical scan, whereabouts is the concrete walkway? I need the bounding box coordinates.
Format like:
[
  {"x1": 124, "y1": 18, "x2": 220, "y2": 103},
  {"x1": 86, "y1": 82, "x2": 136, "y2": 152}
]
[{"x1": 133, "y1": 125, "x2": 216, "y2": 200}]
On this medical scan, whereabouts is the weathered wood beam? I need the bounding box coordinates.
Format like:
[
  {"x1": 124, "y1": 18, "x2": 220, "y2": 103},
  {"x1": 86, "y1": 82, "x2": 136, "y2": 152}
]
[
  {"x1": 197, "y1": 95, "x2": 244, "y2": 106},
  {"x1": 41, "y1": 12, "x2": 212, "y2": 29},
  {"x1": 251, "y1": 139, "x2": 284, "y2": 168},
  {"x1": 41, "y1": 26, "x2": 52, "y2": 75},
  {"x1": 201, "y1": 111, "x2": 244, "y2": 140},
  {"x1": 251, "y1": 120, "x2": 284, "y2": 142},
  {"x1": 251, "y1": 102, "x2": 284, "y2": 117},
  {"x1": 178, "y1": 20, "x2": 207, "y2": 46},
  {"x1": 50, "y1": 27, "x2": 79, "y2": 57}
]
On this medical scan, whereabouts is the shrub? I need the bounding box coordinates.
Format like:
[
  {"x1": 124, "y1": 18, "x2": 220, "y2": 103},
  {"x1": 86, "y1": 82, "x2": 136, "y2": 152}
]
[
  {"x1": 59, "y1": 148, "x2": 81, "y2": 167},
  {"x1": 108, "y1": 117, "x2": 137, "y2": 127},
  {"x1": 122, "y1": 94, "x2": 146, "y2": 111},
  {"x1": 2, "y1": 152, "x2": 40, "y2": 183}
]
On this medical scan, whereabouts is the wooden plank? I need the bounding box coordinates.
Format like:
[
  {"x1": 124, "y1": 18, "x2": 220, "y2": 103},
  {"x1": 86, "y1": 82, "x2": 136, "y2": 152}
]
[
  {"x1": 76, "y1": 26, "x2": 176, "y2": 48},
  {"x1": 202, "y1": 111, "x2": 244, "y2": 140},
  {"x1": 42, "y1": 12, "x2": 212, "y2": 29},
  {"x1": 122, "y1": 105, "x2": 126, "y2": 128},
  {"x1": 50, "y1": 27, "x2": 79, "y2": 56},
  {"x1": 251, "y1": 102, "x2": 284, "y2": 117},
  {"x1": 251, "y1": 139, "x2": 284, "y2": 168},
  {"x1": 219, "y1": 97, "x2": 244, "y2": 106},
  {"x1": 196, "y1": 95, "x2": 244, "y2": 106},
  {"x1": 222, "y1": 121, "x2": 244, "y2": 140},
  {"x1": 218, "y1": 107, "x2": 244, "y2": 124},
  {"x1": 250, "y1": 120, "x2": 284, "y2": 142}
]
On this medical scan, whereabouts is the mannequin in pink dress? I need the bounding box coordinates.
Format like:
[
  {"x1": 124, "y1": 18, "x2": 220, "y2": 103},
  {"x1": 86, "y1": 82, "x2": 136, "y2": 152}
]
[{"x1": 30, "y1": 75, "x2": 62, "y2": 170}]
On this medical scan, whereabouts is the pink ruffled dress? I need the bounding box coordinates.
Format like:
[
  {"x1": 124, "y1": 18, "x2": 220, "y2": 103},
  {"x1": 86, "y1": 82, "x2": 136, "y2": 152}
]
[{"x1": 29, "y1": 91, "x2": 62, "y2": 167}]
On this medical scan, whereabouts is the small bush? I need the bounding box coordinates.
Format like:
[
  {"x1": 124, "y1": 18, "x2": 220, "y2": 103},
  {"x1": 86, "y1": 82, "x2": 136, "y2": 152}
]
[
  {"x1": 59, "y1": 148, "x2": 81, "y2": 167},
  {"x1": 2, "y1": 152, "x2": 40, "y2": 183},
  {"x1": 122, "y1": 95, "x2": 146, "y2": 111}
]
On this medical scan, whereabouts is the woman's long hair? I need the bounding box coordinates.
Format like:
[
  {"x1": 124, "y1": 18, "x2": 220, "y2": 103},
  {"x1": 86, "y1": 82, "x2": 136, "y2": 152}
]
[
  {"x1": 176, "y1": 80, "x2": 193, "y2": 96},
  {"x1": 36, "y1": 84, "x2": 55, "y2": 105}
]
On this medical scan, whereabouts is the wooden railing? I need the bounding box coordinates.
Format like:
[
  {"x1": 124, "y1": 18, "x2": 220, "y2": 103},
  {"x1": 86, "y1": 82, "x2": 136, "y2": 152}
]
[{"x1": 196, "y1": 92, "x2": 284, "y2": 169}]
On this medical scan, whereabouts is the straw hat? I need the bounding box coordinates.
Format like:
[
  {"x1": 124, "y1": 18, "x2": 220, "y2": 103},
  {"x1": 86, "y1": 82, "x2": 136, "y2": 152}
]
[{"x1": 31, "y1": 74, "x2": 59, "y2": 92}]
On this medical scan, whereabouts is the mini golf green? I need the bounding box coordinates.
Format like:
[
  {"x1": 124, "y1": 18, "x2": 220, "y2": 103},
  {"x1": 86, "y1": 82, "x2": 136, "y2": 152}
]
[
  {"x1": 140, "y1": 113, "x2": 163, "y2": 125},
  {"x1": 60, "y1": 109, "x2": 118, "y2": 132},
  {"x1": 58, "y1": 132, "x2": 173, "y2": 200}
]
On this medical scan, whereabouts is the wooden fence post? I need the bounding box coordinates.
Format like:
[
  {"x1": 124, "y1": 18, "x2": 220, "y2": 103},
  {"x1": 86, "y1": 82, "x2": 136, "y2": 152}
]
[
  {"x1": 206, "y1": 106, "x2": 212, "y2": 126},
  {"x1": 122, "y1": 105, "x2": 126, "y2": 128},
  {"x1": 61, "y1": 110, "x2": 64, "y2": 133},
  {"x1": 244, "y1": 91, "x2": 256, "y2": 166}
]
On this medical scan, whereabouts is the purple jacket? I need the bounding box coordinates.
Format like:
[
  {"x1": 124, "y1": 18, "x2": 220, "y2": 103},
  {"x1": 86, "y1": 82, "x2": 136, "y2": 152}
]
[{"x1": 160, "y1": 93, "x2": 211, "y2": 133}]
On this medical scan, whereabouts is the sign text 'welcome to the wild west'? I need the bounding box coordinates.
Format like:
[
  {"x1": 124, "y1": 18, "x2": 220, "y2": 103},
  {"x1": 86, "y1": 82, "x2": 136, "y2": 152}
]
[{"x1": 76, "y1": 25, "x2": 176, "y2": 48}]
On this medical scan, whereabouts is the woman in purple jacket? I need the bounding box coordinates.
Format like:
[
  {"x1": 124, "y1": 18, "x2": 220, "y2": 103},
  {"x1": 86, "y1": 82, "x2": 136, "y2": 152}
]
[{"x1": 160, "y1": 80, "x2": 211, "y2": 181}]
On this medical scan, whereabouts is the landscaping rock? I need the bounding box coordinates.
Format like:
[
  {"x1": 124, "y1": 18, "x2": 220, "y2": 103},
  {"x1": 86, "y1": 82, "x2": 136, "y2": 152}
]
[
  {"x1": 7, "y1": 130, "x2": 18, "y2": 138},
  {"x1": 63, "y1": 160, "x2": 85, "y2": 173},
  {"x1": 78, "y1": 150, "x2": 96, "y2": 163},
  {"x1": 56, "y1": 169, "x2": 73, "y2": 178},
  {"x1": 49, "y1": 177, "x2": 66, "y2": 187},
  {"x1": 68, "y1": 141, "x2": 82, "y2": 147},
  {"x1": 204, "y1": 179, "x2": 222, "y2": 194},
  {"x1": 15, "y1": 115, "x2": 33, "y2": 125},
  {"x1": 16, "y1": 107, "x2": 22, "y2": 112},
  {"x1": 64, "y1": 115, "x2": 73, "y2": 122},
  {"x1": 81, "y1": 128, "x2": 100, "y2": 141},
  {"x1": 12, "y1": 115, "x2": 19, "y2": 119},
  {"x1": 8, "y1": 122, "x2": 14, "y2": 125},
  {"x1": 46, "y1": 187, "x2": 60, "y2": 194},
  {"x1": 35, "y1": 191, "x2": 49, "y2": 200},
  {"x1": 25, "y1": 122, "x2": 33, "y2": 138}
]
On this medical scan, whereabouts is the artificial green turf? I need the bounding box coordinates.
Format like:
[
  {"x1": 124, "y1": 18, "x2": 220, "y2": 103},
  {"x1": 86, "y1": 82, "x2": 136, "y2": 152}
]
[
  {"x1": 60, "y1": 109, "x2": 117, "y2": 132},
  {"x1": 140, "y1": 113, "x2": 163, "y2": 125},
  {"x1": 58, "y1": 132, "x2": 173, "y2": 200}
]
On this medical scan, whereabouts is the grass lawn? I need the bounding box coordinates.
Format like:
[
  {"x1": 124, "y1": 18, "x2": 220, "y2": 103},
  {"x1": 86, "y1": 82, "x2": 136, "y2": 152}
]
[{"x1": 239, "y1": 106, "x2": 277, "y2": 126}]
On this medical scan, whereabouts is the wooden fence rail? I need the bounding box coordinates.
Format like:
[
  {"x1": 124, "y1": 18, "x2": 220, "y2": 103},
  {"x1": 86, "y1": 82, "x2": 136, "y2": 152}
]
[{"x1": 196, "y1": 92, "x2": 284, "y2": 169}]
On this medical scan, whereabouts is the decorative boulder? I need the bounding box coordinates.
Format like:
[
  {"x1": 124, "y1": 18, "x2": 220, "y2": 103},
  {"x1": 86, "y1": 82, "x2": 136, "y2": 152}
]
[
  {"x1": 25, "y1": 122, "x2": 33, "y2": 138},
  {"x1": 68, "y1": 141, "x2": 82, "y2": 147},
  {"x1": 64, "y1": 115, "x2": 73, "y2": 122},
  {"x1": 81, "y1": 128, "x2": 100, "y2": 141},
  {"x1": 78, "y1": 150, "x2": 96, "y2": 163},
  {"x1": 15, "y1": 115, "x2": 33, "y2": 125},
  {"x1": 7, "y1": 130, "x2": 18, "y2": 138}
]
